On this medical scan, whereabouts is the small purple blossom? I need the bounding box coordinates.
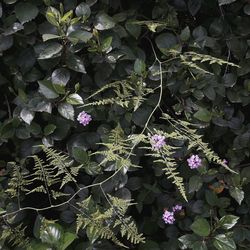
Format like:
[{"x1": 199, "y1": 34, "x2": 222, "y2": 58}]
[
  {"x1": 162, "y1": 210, "x2": 175, "y2": 224},
  {"x1": 77, "y1": 111, "x2": 92, "y2": 126},
  {"x1": 187, "y1": 154, "x2": 202, "y2": 169},
  {"x1": 150, "y1": 134, "x2": 166, "y2": 151},
  {"x1": 222, "y1": 159, "x2": 228, "y2": 165},
  {"x1": 172, "y1": 204, "x2": 182, "y2": 213}
]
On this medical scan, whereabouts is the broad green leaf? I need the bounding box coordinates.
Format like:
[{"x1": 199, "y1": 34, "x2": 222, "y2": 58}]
[
  {"x1": 66, "y1": 93, "x2": 84, "y2": 105},
  {"x1": 194, "y1": 107, "x2": 212, "y2": 122},
  {"x1": 190, "y1": 218, "x2": 210, "y2": 237},
  {"x1": 72, "y1": 147, "x2": 88, "y2": 163},
  {"x1": 101, "y1": 36, "x2": 112, "y2": 52},
  {"x1": 38, "y1": 43, "x2": 63, "y2": 59},
  {"x1": 59, "y1": 232, "x2": 77, "y2": 250},
  {"x1": 134, "y1": 59, "x2": 146, "y2": 75},
  {"x1": 0, "y1": 35, "x2": 13, "y2": 52},
  {"x1": 155, "y1": 33, "x2": 178, "y2": 55},
  {"x1": 66, "y1": 53, "x2": 86, "y2": 73},
  {"x1": 213, "y1": 234, "x2": 236, "y2": 250},
  {"x1": 40, "y1": 222, "x2": 63, "y2": 246},
  {"x1": 189, "y1": 175, "x2": 203, "y2": 193},
  {"x1": 180, "y1": 26, "x2": 191, "y2": 41},
  {"x1": 94, "y1": 13, "x2": 115, "y2": 30},
  {"x1": 44, "y1": 124, "x2": 56, "y2": 136},
  {"x1": 229, "y1": 187, "x2": 244, "y2": 205},
  {"x1": 68, "y1": 30, "x2": 93, "y2": 44},
  {"x1": 52, "y1": 68, "x2": 70, "y2": 86},
  {"x1": 217, "y1": 215, "x2": 239, "y2": 230},
  {"x1": 15, "y1": 2, "x2": 39, "y2": 24},
  {"x1": 46, "y1": 6, "x2": 60, "y2": 26},
  {"x1": 75, "y1": 3, "x2": 91, "y2": 19},
  {"x1": 125, "y1": 20, "x2": 141, "y2": 39},
  {"x1": 58, "y1": 103, "x2": 74, "y2": 121},
  {"x1": 38, "y1": 80, "x2": 59, "y2": 99},
  {"x1": 42, "y1": 34, "x2": 60, "y2": 42},
  {"x1": 179, "y1": 234, "x2": 201, "y2": 248},
  {"x1": 188, "y1": 0, "x2": 202, "y2": 16},
  {"x1": 20, "y1": 108, "x2": 35, "y2": 125}
]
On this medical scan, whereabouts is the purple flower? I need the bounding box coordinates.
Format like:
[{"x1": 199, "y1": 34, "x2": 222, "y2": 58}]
[
  {"x1": 162, "y1": 210, "x2": 175, "y2": 224},
  {"x1": 172, "y1": 204, "x2": 182, "y2": 213},
  {"x1": 222, "y1": 159, "x2": 228, "y2": 165},
  {"x1": 77, "y1": 111, "x2": 92, "y2": 126},
  {"x1": 150, "y1": 134, "x2": 166, "y2": 151},
  {"x1": 187, "y1": 154, "x2": 202, "y2": 169}
]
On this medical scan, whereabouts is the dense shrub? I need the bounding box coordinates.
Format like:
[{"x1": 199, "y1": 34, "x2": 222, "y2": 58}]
[{"x1": 0, "y1": 0, "x2": 250, "y2": 249}]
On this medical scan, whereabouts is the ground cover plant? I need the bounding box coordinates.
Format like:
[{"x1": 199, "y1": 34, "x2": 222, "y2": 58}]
[{"x1": 0, "y1": 0, "x2": 250, "y2": 249}]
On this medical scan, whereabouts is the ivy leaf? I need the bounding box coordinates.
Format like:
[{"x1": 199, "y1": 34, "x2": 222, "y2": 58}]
[
  {"x1": 190, "y1": 218, "x2": 210, "y2": 237},
  {"x1": 217, "y1": 215, "x2": 239, "y2": 230},
  {"x1": 66, "y1": 93, "x2": 84, "y2": 105},
  {"x1": 218, "y1": 0, "x2": 237, "y2": 6},
  {"x1": 94, "y1": 13, "x2": 115, "y2": 30},
  {"x1": 15, "y1": 2, "x2": 39, "y2": 24},
  {"x1": 58, "y1": 103, "x2": 74, "y2": 121},
  {"x1": 66, "y1": 53, "x2": 86, "y2": 73},
  {"x1": 213, "y1": 234, "x2": 236, "y2": 250},
  {"x1": 20, "y1": 108, "x2": 35, "y2": 125},
  {"x1": 38, "y1": 42, "x2": 63, "y2": 60},
  {"x1": 229, "y1": 187, "x2": 244, "y2": 205}
]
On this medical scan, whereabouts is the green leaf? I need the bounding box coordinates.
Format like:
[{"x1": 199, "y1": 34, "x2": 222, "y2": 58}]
[
  {"x1": 125, "y1": 20, "x2": 141, "y2": 39},
  {"x1": 20, "y1": 108, "x2": 35, "y2": 125},
  {"x1": 179, "y1": 234, "x2": 201, "y2": 248},
  {"x1": 188, "y1": 0, "x2": 202, "y2": 16},
  {"x1": 38, "y1": 80, "x2": 59, "y2": 99},
  {"x1": 134, "y1": 59, "x2": 146, "y2": 75},
  {"x1": 46, "y1": 7, "x2": 60, "y2": 26},
  {"x1": 94, "y1": 13, "x2": 115, "y2": 30},
  {"x1": 52, "y1": 68, "x2": 70, "y2": 86},
  {"x1": 58, "y1": 103, "x2": 74, "y2": 121},
  {"x1": 229, "y1": 187, "x2": 244, "y2": 205},
  {"x1": 15, "y1": 2, "x2": 39, "y2": 24},
  {"x1": 68, "y1": 30, "x2": 93, "y2": 44},
  {"x1": 42, "y1": 34, "x2": 60, "y2": 42},
  {"x1": 0, "y1": 208, "x2": 6, "y2": 215},
  {"x1": 44, "y1": 124, "x2": 56, "y2": 136},
  {"x1": 180, "y1": 26, "x2": 191, "y2": 41},
  {"x1": 190, "y1": 218, "x2": 210, "y2": 237},
  {"x1": 213, "y1": 234, "x2": 236, "y2": 250},
  {"x1": 218, "y1": 0, "x2": 237, "y2": 6},
  {"x1": 75, "y1": 3, "x2": 91, "y2": 19},
  {"x1": 189, "y1": 175, "x2": 203, "y2": 193},
  {"x1": 217, "y1": 215, "x2": 239, "y2": 230},
  {"x1": 40, "y1": 222, "x2": 63, "y2": 246},
  {"x1": 66, "y1": 93, "x2": 84, "y2": 105},
  {"x1": 194, "y1": 107, "x2": 212, "y2": 122},
  {"x1": 155, "y1": 33, "x2": 178, "y2": 55},
  {"x1": 66, "y1": 53, "x2": 86, "y2": 73},
  {"x1": 59, "y1": 232, "x2": 77, "y2": 250},
  {"x1": 101, "y1": 37, "x2": 113, "y2": 52},
  {"x1": 38, "y1": 43, "x2": 63, "y2": 60},
  {"x1": 72, "y1": 147, "x2": 88, "y2": 163}
]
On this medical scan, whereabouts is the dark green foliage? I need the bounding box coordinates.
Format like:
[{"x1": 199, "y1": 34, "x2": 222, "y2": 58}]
[{"x1": 0, "y1": 0, "x2": 250, "y2": 249}]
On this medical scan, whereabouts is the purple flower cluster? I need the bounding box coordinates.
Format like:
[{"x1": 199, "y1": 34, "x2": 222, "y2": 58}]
[
  {"x1": 187, "y1": 154, "x2": 202, "y2": 169},
  {"x1": 162, "y1": 204, "x2": 183, "y2": 224},
  {"x1": 162, "y1": 211, "x2": 175, "y2": 224},
  {"x1": 77, "y1": 111, "x2": 92, "y2": 126},
  {"x1": 150, "y1": 134, "x2": 166, "y2": 151}
]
